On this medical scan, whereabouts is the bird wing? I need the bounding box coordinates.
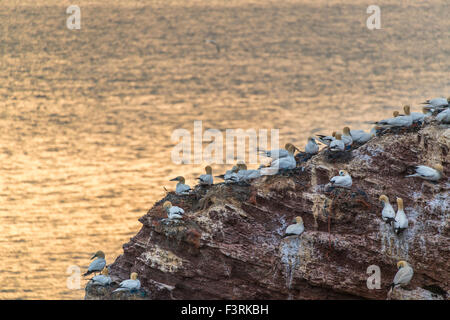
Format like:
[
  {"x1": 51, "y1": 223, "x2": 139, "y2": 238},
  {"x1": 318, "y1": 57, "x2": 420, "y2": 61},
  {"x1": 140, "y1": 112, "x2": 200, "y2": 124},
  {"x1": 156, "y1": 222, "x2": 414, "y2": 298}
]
[
  {"x1": 393, "y1": 266, "x2": 413, "y2": 286},
  {"x1": 88, "y1": 258, "x2": 106, "y2": 272},
  {"x1": 415, "y1": 166, "x2": 436, "y2": 178}
]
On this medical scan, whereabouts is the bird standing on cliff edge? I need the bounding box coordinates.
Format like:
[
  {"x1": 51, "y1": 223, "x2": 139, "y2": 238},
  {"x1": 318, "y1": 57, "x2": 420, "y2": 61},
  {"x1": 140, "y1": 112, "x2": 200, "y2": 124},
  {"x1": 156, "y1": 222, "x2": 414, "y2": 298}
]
[
  {"x1": 83, "y1": 250, "x2": 106, "y2": 276},
  {"x1": 113, "y1": 272, "x2": 141, "y2": 293},
  {"x1": 379, "y1": 195, "x2": 395, "y2": 225},
  {"x1": 170, "y1": 176, "x2": 191, "y2": 195},
  {"x1": 393, "y1": 197, "x2": 408, "y2": 235},
  {"x1": 197, "y1": 165, "x2": 214, "y2": 185},
  {"x1": 283, "y1": 216, "x2": 305, "y2": 237},
  {"x1": 329, "y1": 133, "x2": 345, "y2": 152},
  {"x1": 305, "y1": 137, "x2": 319, "y2": 155},
  {"x1": 388, "y1": 261, "x2": 414, "y2": 295},
  {"x1": 420, "y1": 96, "x2": 449, "y2": 108},
  {"x1": 163, "y1": 201, "x2": 184, "y2": 220},
  {"x1": 91, "y1": 268, "x2": 111, "y2": 286},
  {"x1": 405, "y1": 164, "x2": 443, "y2": 181}
]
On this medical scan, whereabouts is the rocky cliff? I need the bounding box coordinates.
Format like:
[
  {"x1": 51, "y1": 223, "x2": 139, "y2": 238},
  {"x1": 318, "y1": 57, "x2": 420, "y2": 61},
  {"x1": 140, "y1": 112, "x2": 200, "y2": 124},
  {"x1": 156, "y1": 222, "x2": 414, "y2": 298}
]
[{"x1": 86, "y1": 121, "x2": 449, "y2": 300}]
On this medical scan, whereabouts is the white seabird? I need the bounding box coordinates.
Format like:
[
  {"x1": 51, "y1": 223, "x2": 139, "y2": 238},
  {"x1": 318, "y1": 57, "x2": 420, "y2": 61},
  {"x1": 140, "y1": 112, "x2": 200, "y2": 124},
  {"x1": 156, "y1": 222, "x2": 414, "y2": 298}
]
[
  {"x1": 260, "y1": 144, "x2": 297, "y2": 175},
  {"x1": 84, "y1": 250, "x2": 107, "y2": 276},
  {"x1": 436, "y1": 108, "x2": 450, "y2": 124},
  {"x1": 375, "y1": 107, "x2": 412, "y2": 128},
  {"x1": 329, "y1": 133, "x2": 345, "y2": 152},
  {"x1": 215, "y1": 165, "x2": 240, "y2": 183},
  {"x1": 389, "y1": 261, "x2": 414, "y2": 293},
  {"x1": 393, "y1": 197, "x2": 408, "y2": 235},
  {"x1": 420, "y1": 96, "x2": 449, "y2": 108},
  {"x1": 235, "y1": 163, "x2": 261, "y2": 181},
  {"x1": 284, "y1": 216, "x2": 304, "y2": 237},
  {"x1": 163, "y1": 201, "x2": 185, "y2": 220},
  {"x1": 197, "y1": 165, "x2": 214, "y2": 185},
  {"x1": 113, "y1": 272, "x2": 141, "y2": 293},
  {"x1": 379, "y1": 195, "x2": 395, "y2": 224},
  {"x1": 342, "y1": 127, "x2": 353, "y2": 147},
  {"x1": 405, "y1": 164, "x2": 443, "y2": 181},
  {"x1": 305, "y1": 137, "x2": 319, "y2": 155},
  {"x1": 350, "y1": 127, "x2": 376, "y2": 144},
  {"x1": 91, "y1": 268, "x2": 112, "y2": 286},
  {"x1": 316, "y1": 132, "x2": 336, "y2": 146},
  {"x1": 258, "y1": 143, "x2": 299, "y2": 160},
  {"x1": 170, "y1": 176, "x2": 191, "y2": 195},
  {"x1": 329, "y1": 170, "x2": 352, "y2": 188}
]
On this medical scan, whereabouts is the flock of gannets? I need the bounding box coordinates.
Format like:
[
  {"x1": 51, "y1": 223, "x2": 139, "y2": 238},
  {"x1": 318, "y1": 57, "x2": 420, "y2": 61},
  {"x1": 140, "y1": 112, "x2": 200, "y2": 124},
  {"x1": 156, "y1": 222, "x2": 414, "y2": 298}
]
[{"x1": 82, "y1": 96, "x2": 447, "y2": 296}]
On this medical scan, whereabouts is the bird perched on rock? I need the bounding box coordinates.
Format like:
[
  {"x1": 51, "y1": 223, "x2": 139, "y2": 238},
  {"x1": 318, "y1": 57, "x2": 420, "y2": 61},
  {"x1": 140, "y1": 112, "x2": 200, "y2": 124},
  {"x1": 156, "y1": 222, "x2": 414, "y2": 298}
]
[
  {"x1": 283, "y1": 216, "x2": 304, "y2": 237},
  {"x1": 329, "y1": 133, "x2": 345, "y2": 152},
  {"x1": 262, "y1": 144, "x2": 297, "y2": 173},
  {"x1": 420, "y1": 96, "x2": 449, "y2": 108},
  {"x1": 83, "y1": 250, "x2": 106, "y2": 276},
  {"x1": 389, "y1": 261, "x2": 414, "y2": 294},
  {"x1": 258, "y1": 143, "x2": 299, "y2": 160},
  {"x1": 91, "y1": 268, "x2": 111, "y2": 286},
  {"x1": 329, "y1": 170, "x2": 352, "y2": 188},
  {"x1": 235, "y1": 163, "x2": 261, "y2": 181},
  {"x1": 436, "y1": 108, "x2": 450, "y2": 124},
  {"x1": 375, "y1": 106, "x2": 412, "y2": 128},
  {"x1": 197, "y1": 165, "x2": 213, "y2": 185},
  {"x1": 350, "y1": 127, "x2": 376, "y2": 144},
  {"x1": 405, "y1": 164, "x2": 443, "y2": 181},
  {"x1": 163, "y1": 201, "x2": 184, "y2": 220},
  {"x1": 113, "y1": 272, "x2": 141, "y2": 293},
  {"x1": 317, "y1": 132, "x2": 336, "y2": 146},
  {"x1": 305, "y1": 137, "x2": 319, "y2": 155},
  {"x1": 170, "y1": 176, "x2": 191, "y2": 195},
  {"x1": 342, "y1": 127, "x2": 353, "y2": 148},
  {"x1": 409, "y1": 106, "x2": 432, "y2": 123},
  {"x1": 393, "y1": 197, "x2": 408, "y2": 235},
  {"x1": 215, "y1": 165, "x2": 239, "y2": 183},
  {"x1": 379, "y1": 195, "x2": 396, "y2": 225}
]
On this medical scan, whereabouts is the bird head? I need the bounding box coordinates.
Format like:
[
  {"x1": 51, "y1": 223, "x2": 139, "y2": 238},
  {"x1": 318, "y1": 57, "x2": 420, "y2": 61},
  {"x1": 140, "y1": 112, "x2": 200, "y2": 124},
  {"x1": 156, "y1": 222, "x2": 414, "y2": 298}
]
[
  {"x1": 397, "y1": 261, "x2": 408, "y2": 269},
  {"x1": 91, "y1": 250, "x2": 105, "y2": 260},
  {"x1": 237, "y1": 162, "x2": 247, "y2": 171},
  {"x1": 343, "y1": 127, "x2": 351, "y2": 135},
  {"x1": 332, "y1": 131, "x2": 337, "y2": 137},
  {"x1": 334, "y1": 133, "x2": 342, "y2": 140},
  {"x1": 393, "y1": 111, "x2": 400, "y2": 117},
  {"x1": 433, "y1": 164, "x2": 443, "y2": 174},
  {"x1": 396, "y1": 197, "x2": 404, "y2": 210},
  {"x1": 403, "y1": 105, "x2": 411, "y2": 115},
  {"x1": 286, "y1": 144, "x2": 297, "y2": 154},
  {"x1": 294, "y1": 216, "x2": 303, "y2": 225},
  {"x1": 421, "y1": 107, "x2": 430, "y2": 114},
  {"x1": 163, "y1": 201, "x2": 172, "y2": 211},
  {"x1": 447, "y1": 96, "x2": 450, "y2": 103},
  {"x1": 379, "y1": 194, "x2": 389, "y2": 203},
  {"x1": 338, "y1": 170, "x2": 348, "y2": 176},
  {"x1": 205, "y1": 165, "x2": 212, "y2": 175},
  {"x1": 101, "y1": 268, "x2": 109, "y2": 276},
  {"x1": 130, "y1": 272, "x2": 138, "y2": 280},
  {"x1": 170, "y1": 176, "x2": 185, "y2": 184}
]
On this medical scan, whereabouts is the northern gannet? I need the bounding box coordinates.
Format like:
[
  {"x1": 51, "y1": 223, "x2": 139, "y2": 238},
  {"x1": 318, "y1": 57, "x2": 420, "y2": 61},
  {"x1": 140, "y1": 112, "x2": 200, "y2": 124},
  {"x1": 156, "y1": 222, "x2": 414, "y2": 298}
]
[
  {"x1": 342, "y1": 127, "x2": 353, "y2": 147},
  {"x1": 329, "y1": 170, "x2": 352, "y2": 188},
  {"x1": 215, "y1": 165, "x2": 239, "y2": 183},
  {"x1": 197, "y1": 165, "x2": 213, "y2": 185},
  {"x1": 350, "y1": 127, "x2": 376, "y2": 144},
  {"x1": 329, "y1": 133, "x2": 345, "y2": 152},
  {"x1": 379, "y1": 195, "x2": 395, "y2": 224},
  {"x1": 260, "y1": 144, "x2": 297, "y2": 175},
  {"x1": 170, "y1": 176, "x2": 191, "y2": 194},
  {"x1": 258, "y1": 143, "x2": 299, "y2": 160},
  {"x1": 436, "y1": 108, "x2": 450, "y2": 124},
  {"x1": 405, "y1": 164, "x2": 443, "y2": 181},
  {"x1": 113, "y1": 272, "x2": 141, "y2": 293},
  {"x1": 375, "y1": 107, "x2": 412, "y2": 128},
  {"x1": 163, "y1": 201, "x2": 184, "y2": 220},
  {"x1": 305, "y1": 137, "x2": 319, "y2": 155},
  {"x1": 284, "y1": 216, "x2": 304, "y2": 237},
  {"x1": 235, "y1": 163, "x2": 261, "y2": 181},
  {"x1": 389, "y1": 261, "x2": 413, "y2": 293},
  {"x1": 91, "y1": 268, "x2": 111, "y2": 286},
  {"x1": 420, "y1": 96, "x2": 449, "y2": 108},
  {"x1": 317, "y1": 132, "x2": 336, "y2": 146},
  {"x1": 393, "y1": 197, "x2": 408, "y2": 235},
  {"x1": 409, "y1": 106, "x2": 432, "y2": 123},
  {"x1": 83, "y1": 251, "x2": 106, "y2": 276}
]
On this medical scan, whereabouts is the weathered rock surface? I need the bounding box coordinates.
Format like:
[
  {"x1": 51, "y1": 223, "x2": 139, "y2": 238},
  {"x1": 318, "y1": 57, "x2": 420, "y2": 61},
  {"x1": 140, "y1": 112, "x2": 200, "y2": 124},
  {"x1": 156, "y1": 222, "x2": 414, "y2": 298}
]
[{"x1": 86, "y1": 122, "x2": 449, "y2": 300}]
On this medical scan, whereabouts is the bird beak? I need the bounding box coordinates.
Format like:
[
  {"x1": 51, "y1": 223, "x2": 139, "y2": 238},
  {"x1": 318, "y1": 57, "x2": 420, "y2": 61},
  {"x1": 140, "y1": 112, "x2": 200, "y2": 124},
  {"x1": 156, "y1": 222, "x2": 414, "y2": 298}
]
[
  {"x1": 170, "y1": 177, "x2": 178, "y2": 181},
  {"x1": 90, "y1": 254, "x2": 97, "y2": 260}
]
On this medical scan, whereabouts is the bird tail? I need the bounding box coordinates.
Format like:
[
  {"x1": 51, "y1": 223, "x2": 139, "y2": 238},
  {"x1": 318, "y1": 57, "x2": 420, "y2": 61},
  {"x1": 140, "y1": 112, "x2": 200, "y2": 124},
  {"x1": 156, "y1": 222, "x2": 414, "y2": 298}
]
[
  {"x1": 215, "y1": 175, "x2": 225, "y2": 179},
  {"x1": 405, "y1": 174, "x2": 417, "y2": 178},
  {"x1": 83, "y1": 271, "x2": 92, "y2": 277}
]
